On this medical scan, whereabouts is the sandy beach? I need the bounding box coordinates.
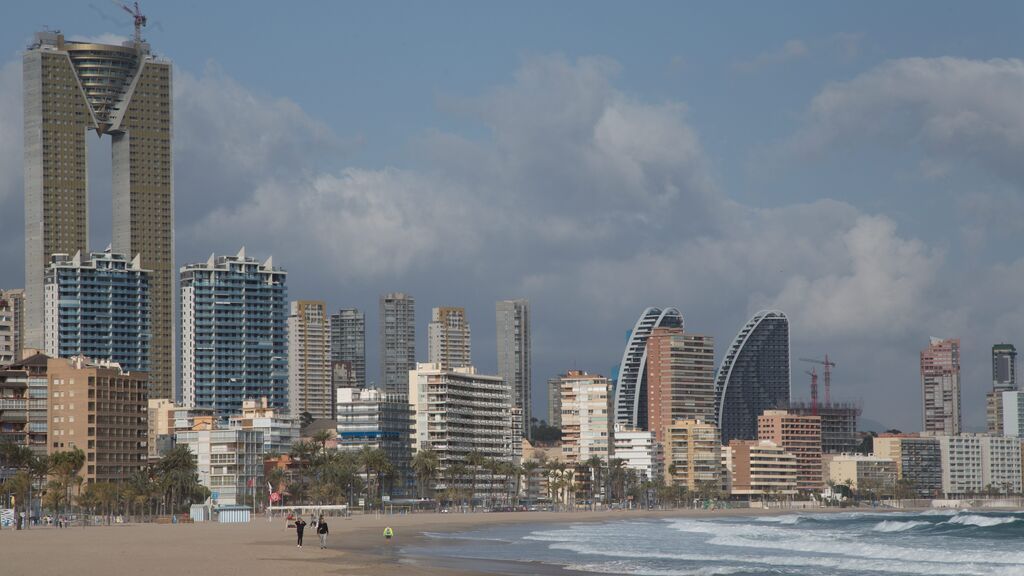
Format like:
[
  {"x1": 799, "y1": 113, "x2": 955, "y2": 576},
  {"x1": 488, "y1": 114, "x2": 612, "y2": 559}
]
[{"x1": 0, "y1": 508, "x2": 801, "y2": 576}]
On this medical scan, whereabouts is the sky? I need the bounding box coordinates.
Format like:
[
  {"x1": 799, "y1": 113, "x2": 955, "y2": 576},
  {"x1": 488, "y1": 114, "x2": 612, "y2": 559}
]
[{"x1": 2, "y1": 1, "x2": 1024, "y2": 431}]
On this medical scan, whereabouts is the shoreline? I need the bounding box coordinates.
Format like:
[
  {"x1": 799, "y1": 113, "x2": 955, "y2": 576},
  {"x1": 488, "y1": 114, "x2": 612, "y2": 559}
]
[{"x1": 0, "y1": 506, "x2": 955, "y2": 576}]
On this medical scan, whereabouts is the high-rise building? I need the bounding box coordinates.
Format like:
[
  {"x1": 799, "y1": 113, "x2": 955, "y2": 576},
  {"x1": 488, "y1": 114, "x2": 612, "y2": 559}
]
[
  {"x1": 180, "y1": 249, "x2": 287, "y2": 419},
  {"x1": 2, "y1": 353, "x2": 50, "y2": 456},
  {"x1": 0, "y1": 289, "x2": 25, "y2": 365},
  {"x1": 409, "y1": 363, "x2": 512, "y2": 500},
  {"x1": 646, "y1": 327, "x2": 715, "y2": 442},
  {"x1": 714, "y1": 310, "x2": 791, "y2": 444},
  {"x1": 336, "y1": 387, "x2": 413, "y2": 497},
  {"x1": 558, "y1": 370, "x2": 613, "y2": 464},
  {"x1": 330, "y1": 309, "x2": 365, "y2": 388},
  {"x1": 43, "y1": 250, "x2": 150, "y2": 373},
  {"x1": 24, "y1": 32, "x2": 174, "y2": 400},
  {"x1": 786, "y1": 402, "x2": 860, "y2": 454},
  {"x1": 873, "y1": 434, "x2": 942, "y2": 498},
  {"x1": 921, "y1": 337, "x2": 961, "y2": 435},
  {"x1": 288, "y1": 301, "x2": 332, "y2": 420},
  {"x1": 547, "y1": 376, "x2": 562, "y2": 428},
  {"x1": 987, "y1": 344, "x2": 1017, "y2": 435},
  {"x1": 331, "y1": 360, "x2": 358, "y2": 390},
  {"x1": 428, "y1": 307, "x2": 471, "y2": 370},
  {"x1": 497, "y1": 299, "x2": 531, "y2": 440},
  {"x1": 613, "y1": 307, "x2": 684, "y2": 429},
  {"x1": 758, "y1": 410, "x2": 822, "y2": 492},
  {"x1": 724, "y1": 439, "x2": 798, "y2": 497},
  {"x1": 665, "y1": 419, "x2": 722, "y2": 491},
  {"x1": 47, "y1": 355, "x2": 148, "y2": 483},
  {"x1": 1003, "y1": 391, "x2": 1024, "y2": 437},
  {"x1": 379, "y1": 293, "x2": 415, "y2": 395}
]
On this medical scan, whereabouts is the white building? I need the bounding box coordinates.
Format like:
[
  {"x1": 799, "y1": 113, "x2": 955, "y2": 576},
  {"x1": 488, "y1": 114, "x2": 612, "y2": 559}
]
[
  {"x1": 427, "y1": 307, "x2": 472, "y2": 370},
  {"x1": 558, "y1": 370, "x2": 613, "y2": 464},
  {"x1": 228, "y1": 397, "x2": 298, "y2": 456},
  {"x1": 613, "y1": 424, "x2": 659, "y2": 482},
  {"x1": 408, "y1": 363, "x2": 512, "y2": 499},
  {"x1": 175, "y1": 428, "x2": 265, "y2": 506},
  {"x1": 936, "y1": 434, "x2": 1022, "y2": 496},
  {"x1": 1002, "y1": 391, "x2": 1024, "y2": 437}
]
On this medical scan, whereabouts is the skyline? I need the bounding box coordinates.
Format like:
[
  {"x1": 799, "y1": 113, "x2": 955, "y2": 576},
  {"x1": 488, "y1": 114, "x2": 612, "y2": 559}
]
[{"x1": 4, "y1": 2, "x2": 1024, "y2": 429}]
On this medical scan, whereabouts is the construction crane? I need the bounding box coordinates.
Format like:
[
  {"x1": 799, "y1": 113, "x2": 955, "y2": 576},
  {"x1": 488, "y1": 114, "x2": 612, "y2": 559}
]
[
  {"x1": 804, "y1": 368, "x2": 819, "y2": 415},
  {"x1": 799, "y1": 355, "x2": 836, "y2": 406},
  {"x1": 116, "y1": 1, "x2": 147, "y2": 47}
]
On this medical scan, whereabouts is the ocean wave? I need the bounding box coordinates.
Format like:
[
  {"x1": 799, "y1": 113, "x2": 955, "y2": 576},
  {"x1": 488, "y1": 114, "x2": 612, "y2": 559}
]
[
  {"x1": 420, "y1": 531, "x2": 513, "y2": 543},
  {"x1": 946, "y1": 514, "x2": 1018, "y2": 527},
  {"x1": 873, "y1": 520, "x2": 930, "y2": 533},
  {"x1": 549, "y1": 540, "x2": 1006, "y2": 575},
  {"x1": 756, "y1": 515, "x2": 801, "y2": 525},
  {"x1": 920, "y1": 508, "x2": 961, "y2": 516},
  {"x1": 565, "y1": 560, "x2": 754, "y2": 575}
]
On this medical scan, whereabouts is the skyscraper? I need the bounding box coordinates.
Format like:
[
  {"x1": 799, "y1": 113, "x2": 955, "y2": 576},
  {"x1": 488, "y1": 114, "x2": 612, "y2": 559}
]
[
  {"x1": 180, "y1": 249, "x2": 287, "y2": 419},
  {"x1": 613, "y1": 307, "x2": 684, "y2": 430},
  {"x1": 24, "y1": 31, "x2": 174, "y2": 400},
  {"x1": 558, "y1": 370, "x2": 613, "y2": 464},
  {"x1": 428, "y1": 307, "x2": 472, "y2": 370},
  {"x1": 921, "y1": 337, "x2": 961, "y2": 435},
  {"x1": 379, "y1": 293, "x2": 415, "y2": 395},
  {"x1": 714, "y1": 310, "x2": 790, "y2": 444},
  {"x1": 987, "y1": 344, "x2": 1017, "y2": 434},
  {"x1": 645, "y1": 327, "x2": 715, "y2": 442},
  {"x1": 44, "y1": 250, "x2": 150, "y2": 373},
  {"x1": 330, "y1": 308, "x2": 365, "y2": 387},
  {"x1": 497, "y1": 299, "x2": 531, "y2": 440},
  {"x1": 288, "y1": 300, "x2": 332, "y2": 420}
]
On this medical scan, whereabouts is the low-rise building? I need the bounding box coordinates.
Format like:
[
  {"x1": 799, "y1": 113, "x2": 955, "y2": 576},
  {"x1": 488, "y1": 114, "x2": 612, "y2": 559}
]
[
  {"x1": 934, "y1": 434, "x2": 1021, "y2": 497},
  {"x1": 613, "y1": 424, "x2": 659, "y2": 482},
  {"x1": 147, "y1": 398, "x2": 176, "y2": 459},
  {"x1": 665, "y1": 419, "x2": 721, "y2": 490},
  {"x1": 827, "y1": 454, "x2": 897, "y2": 496},
  {"x1": 47, "y1": 355, "x2": 148, "y2": 483},
  {"x1": 724, "y1": 439, "x2": 797, "y2": 497}
]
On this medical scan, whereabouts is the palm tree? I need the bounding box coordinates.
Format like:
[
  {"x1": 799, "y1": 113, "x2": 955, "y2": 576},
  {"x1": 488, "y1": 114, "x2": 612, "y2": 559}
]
[
  {"x1": 412, "y1": 448, "x2": 440, "y2": 500},
  {"x1": 584, "y1": 456, "x2": 604, "y2": 509},
  {"x1": 521, "y1": 460, "x2": 540, "y2": 506},
  {"x1": 48, "y1": 448, "x2": 85, "y2": 516},
  {"x1": 311, "y1": 429, "x2": 334, "y2": 456},
  {"x1": 465, "y1": 451, "x2": 485, "y2": 509}
]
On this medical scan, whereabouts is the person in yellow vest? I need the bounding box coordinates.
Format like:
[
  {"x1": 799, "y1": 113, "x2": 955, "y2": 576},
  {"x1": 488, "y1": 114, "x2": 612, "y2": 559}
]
[{"x1": 383, "y1": 526, "x2": 394, "y2": 541}]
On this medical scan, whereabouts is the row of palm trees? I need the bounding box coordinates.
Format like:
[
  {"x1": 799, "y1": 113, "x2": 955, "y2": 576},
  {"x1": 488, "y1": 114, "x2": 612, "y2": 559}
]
[{"x1": 0, "y1": 443, "x2": 208, "y2": 527}]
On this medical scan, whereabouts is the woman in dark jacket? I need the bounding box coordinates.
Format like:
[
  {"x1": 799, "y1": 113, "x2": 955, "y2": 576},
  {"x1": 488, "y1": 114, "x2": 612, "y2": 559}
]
[{"x1": 317, "y1": 515, "x2": 329, "y2": 549}]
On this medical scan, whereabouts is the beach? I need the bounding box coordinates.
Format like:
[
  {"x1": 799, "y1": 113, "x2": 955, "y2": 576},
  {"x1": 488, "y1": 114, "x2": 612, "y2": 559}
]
[{"x1": 0, "y1": 508, "x2": 780, "y2": 576}]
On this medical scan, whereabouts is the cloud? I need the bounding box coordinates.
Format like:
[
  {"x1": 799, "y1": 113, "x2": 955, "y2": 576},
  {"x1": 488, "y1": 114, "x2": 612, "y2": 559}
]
[
  {"x1": 790, "y1": 57, "x2": 1024, "y2": 185},
  {"x1": 735, "y1": 39, "x2": 808, "y2": 72}
]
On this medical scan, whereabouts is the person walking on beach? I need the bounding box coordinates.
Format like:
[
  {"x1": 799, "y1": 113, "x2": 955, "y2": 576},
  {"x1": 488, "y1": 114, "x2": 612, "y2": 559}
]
[
  {"x1": 295, "y1": 517, "x2": 307, "y2": 547},
  {"x1": 317, "y1": 515, "x2": 329, "y2": 549}
]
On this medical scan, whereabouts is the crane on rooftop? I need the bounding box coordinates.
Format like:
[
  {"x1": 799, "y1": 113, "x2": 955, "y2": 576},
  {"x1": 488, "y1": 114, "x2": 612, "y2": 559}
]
[
  {"x1": 116, "y1": 1, "x2": 147, "y2": 47},
  {"x1": 799, "y1": 355, "x2": 836, "y2": 406}
]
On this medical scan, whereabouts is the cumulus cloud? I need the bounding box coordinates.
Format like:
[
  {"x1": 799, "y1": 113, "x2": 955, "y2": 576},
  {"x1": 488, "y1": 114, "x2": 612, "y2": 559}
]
[{"x1": 791, "y1": 57, "x2": 1024, "y2": 186}]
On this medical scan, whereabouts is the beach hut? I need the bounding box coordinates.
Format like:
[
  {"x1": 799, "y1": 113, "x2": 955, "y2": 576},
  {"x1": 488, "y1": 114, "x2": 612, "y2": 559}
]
[
  {"x1": 190, "y1": 504, "x2": 212, "y2": 523},
  {"x1": 216, "y1": 506, "x2": 252, "y2": 523}
]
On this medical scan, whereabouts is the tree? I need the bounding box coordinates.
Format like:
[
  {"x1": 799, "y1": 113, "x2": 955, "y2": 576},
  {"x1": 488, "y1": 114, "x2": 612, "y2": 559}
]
[
  {"x1": 48, "y1": 448, "x2": 85, "y2": 516},
  {"x1": 584, "y1": 456, "x2": 605, "y2": 509},
  {"x1": 521, "y1": 460, "x2": 541, "y2": 505},
  {"x1": 156, "y1": 445, "x2": 205, "y2": 513},
  {"x1": 412, "y1": 448, "x2": 440, "y2": 500},
  {"x1": 530, "y1": 420, "x2": 562, "y2": 443},
  {"x1": 465, "y1": 451, "x2": 486, "y2": 509},
  {"x1": 311, "y1": 429, "x2": 334, "y2": 455}
]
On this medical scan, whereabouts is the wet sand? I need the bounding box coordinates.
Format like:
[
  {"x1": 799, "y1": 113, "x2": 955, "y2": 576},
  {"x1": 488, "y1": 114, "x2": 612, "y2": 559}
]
[{"x1": 0, "y1": 507, "x2": 851, "y2": 575}]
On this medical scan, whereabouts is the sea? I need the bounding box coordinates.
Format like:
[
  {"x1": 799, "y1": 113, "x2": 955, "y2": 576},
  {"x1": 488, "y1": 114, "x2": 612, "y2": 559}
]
[{"x1": 412, "y1": 509, "x2": 1024, "y2": 575}]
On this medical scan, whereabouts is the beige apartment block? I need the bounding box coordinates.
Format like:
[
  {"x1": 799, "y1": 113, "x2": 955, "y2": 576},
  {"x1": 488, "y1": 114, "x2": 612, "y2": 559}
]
[
  {"x1": 47, "y1": 356, "x2": 148, "y2": 483},
  {"x1": 758, "y1": 409, "x2": 823, "y2": 492},
  {"x1": 724, "y1": 439, "x2": 798, "y2": 497},
  {"x1": 428, "y1": 307, "x2": 472, "y2": 370},
  {"x1": 147, "y1": 398, "x2": 175, "y2": 459},
  {"x1": 827, "y1": 454, "x2": 897, "y2": 495},
  {"x1": 665, "y1": 419, "x2": 721, "y2": 491},
  {"x1": 288, "y1": 300, "x2": 332, "y2": 420}
]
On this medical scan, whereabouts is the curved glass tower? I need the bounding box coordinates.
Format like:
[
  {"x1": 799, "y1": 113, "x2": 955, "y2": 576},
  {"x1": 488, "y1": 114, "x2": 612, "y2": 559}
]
[
  {"x1": 613, "y1": 307, "x2": 684, "y2": 429},
  {"x1": 714, "y1": 310, "x2": 790, "y2": 444}
]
